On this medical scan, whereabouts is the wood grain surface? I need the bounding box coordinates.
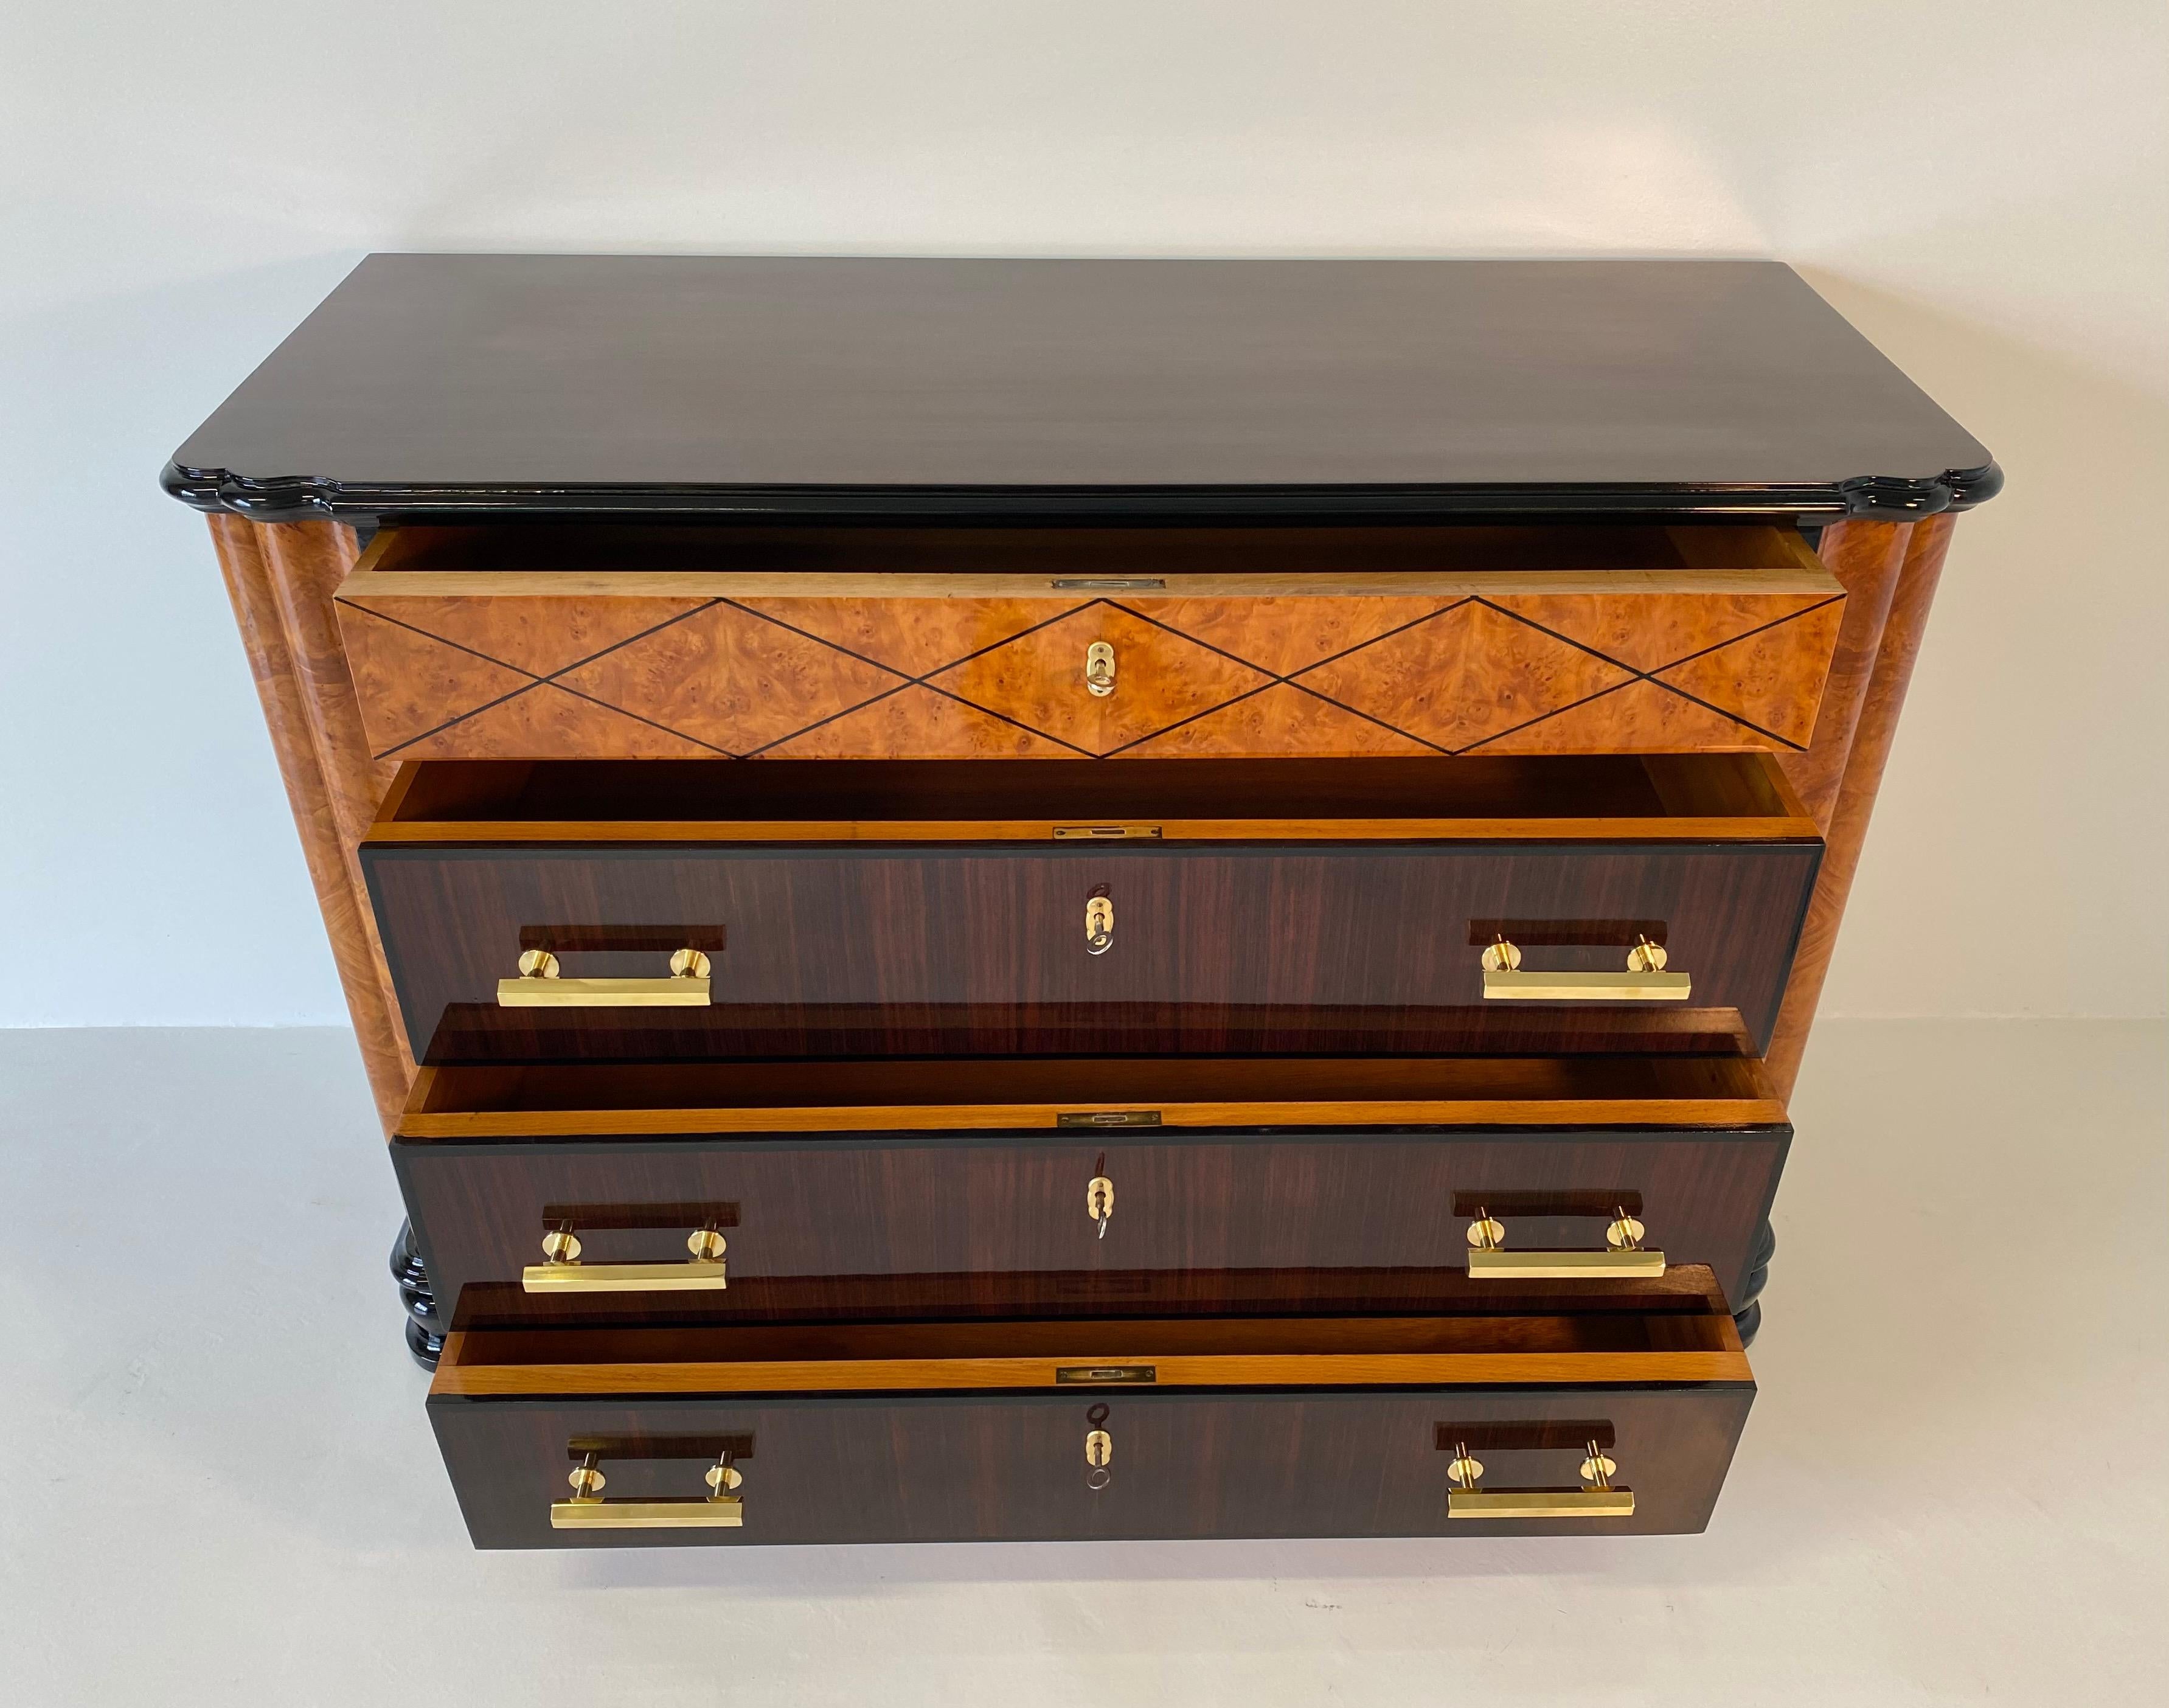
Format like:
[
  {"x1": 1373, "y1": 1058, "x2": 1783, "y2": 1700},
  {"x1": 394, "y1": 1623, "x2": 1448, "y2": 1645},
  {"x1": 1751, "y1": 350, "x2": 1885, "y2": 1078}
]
[
  {"x1": 394, "y1": 1121, "x2": 1788, "y2": 1328},
  {"x1": 400, "y1": 1055, "x2": 1785, "y2": 1136},
  {"x1": 364, "y1": 833, "x2": 1820, "y2": 1064},
  {"x1": 335, "y1": 524, "x2": 1846, "y2": 762},
  {"x1": 428, "y1": 1380, "x2": 1754, "y2": 1545},
  {"x1": 210, "y1": 516, "x2": 415, "y2": 1131},
  {"x1": 1764, "y1": 516, "x2": 1957, "y2": 1095}
]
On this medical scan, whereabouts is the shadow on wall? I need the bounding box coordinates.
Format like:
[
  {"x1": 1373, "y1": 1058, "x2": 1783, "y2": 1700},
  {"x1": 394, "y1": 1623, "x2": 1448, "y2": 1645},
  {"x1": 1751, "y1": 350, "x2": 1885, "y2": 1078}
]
[{"x1": 1790, "y1": 271, "x2": 2169, "y2": 1020}]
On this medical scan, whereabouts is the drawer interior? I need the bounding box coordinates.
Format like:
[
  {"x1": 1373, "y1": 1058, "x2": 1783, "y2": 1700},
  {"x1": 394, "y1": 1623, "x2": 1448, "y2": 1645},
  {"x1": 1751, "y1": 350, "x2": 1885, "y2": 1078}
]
[
  {"x1": 358, "y1": 518, "x2": 1830, "y2": 581},
  {"x1": 433, "y1": 1267, "x2": 1747, "y2": 1397},
  {"x1": 375, "y1": 751, "x2": 1815, "y2": 839},
  {"x1": 404, "y1": 1054, "x2": 1782, "y2": 1135}
]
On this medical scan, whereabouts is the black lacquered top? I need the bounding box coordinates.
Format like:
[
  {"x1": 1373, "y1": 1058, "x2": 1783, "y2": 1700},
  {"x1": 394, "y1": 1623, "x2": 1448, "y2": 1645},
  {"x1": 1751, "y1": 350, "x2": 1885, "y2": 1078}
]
[{"x1": 164, "y1": 254, "x2": 1996, "y2": 522}]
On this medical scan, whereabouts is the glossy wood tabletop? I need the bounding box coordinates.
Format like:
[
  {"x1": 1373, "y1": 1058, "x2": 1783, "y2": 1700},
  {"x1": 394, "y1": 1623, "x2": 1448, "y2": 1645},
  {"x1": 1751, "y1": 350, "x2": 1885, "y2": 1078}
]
[{"x1": 165, "y1": 256, "x2": 1994, "y2": 521}]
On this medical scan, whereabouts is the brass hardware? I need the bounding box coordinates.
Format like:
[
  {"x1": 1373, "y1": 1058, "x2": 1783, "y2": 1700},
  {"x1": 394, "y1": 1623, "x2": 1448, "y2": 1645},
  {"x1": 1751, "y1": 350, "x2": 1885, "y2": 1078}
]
[
  {"x1": 1464, "y1": 1204, "x2": 1666, "y2": 1279},
  {"x1": 1478, "y1": 939, "x2": 1523, "y2": 973},
  {"x1": 1087, "y1": 1165, "x2": 1116, "y2": 1238},
  {"x1": 1084, "y1": 1427, "x2": 1114, "y2": 1491},
  {"x1": 1057, "y1": 1110, "x2": 1162, "y2": 1128},
  {"x1": 498, "y1": 946, "x2": 713, "y2": 1008},
  {"x1": 1053, "y1": 825, "x2": 1162, "y2": 840},
  {"x1": 1085, "y1": 890, "x2": 1114, "y2": 955},
  {"x1": 1055, "y1": 1365, "x2": 1157, "y2": 1384},
  {"x1": 1084, "y1": 640, "x2": 1117, "y2": 696},
  {"x1": 1445, "y1": 1437, "x2": 1635, "y2": 1520},
  {"x1": 1479, "y1": 935, "x2": 1690, "y2": 1003},
  {"x1": 1052, "y1": 578, "x2": 1165, "y2": 591},
  {"x1": 1606, "y1": 1213, "x2": 1648, "y2": 1249},
  {"x1": 523, "y1": 1221, "x2": 729, "y2": 1293},
  {"x1": 552, "y1": 1450, "x2": 746, "y2": 1529}
]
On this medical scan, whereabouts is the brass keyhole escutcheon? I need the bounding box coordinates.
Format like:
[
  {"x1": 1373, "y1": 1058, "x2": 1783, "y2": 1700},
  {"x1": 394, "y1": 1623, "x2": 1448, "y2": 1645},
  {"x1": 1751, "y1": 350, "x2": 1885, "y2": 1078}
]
[
  {"x1": 1626, "y1": 935, "x2": 1668, "y2": 974},
  {"x1": 1085, "y1": 886, "x2": 1114, "y2": 955},
  {"x1": 1085, "y1": 1403, "x2": 1114, "y2": 1490},
  {"x1": 1087, "y1": 1156, "x2": 1116, "y2": 1238},
  {"x1": 1479, "y1": 937, "x2": 1522, "y2": 973},
  {"x1": 1084, "y1": 641, "x2": 1117, "y2": 697}
]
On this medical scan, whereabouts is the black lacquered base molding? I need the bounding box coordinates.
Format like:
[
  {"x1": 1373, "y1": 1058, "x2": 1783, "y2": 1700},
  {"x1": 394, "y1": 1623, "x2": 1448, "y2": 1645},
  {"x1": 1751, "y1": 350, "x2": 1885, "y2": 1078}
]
[
  {"x1": 391, "y1": 1219, "x2": 445, "y2": 1370},
  {"x1": 1730, "y1": 1219, "x2": 1775, "y2": 1346}
]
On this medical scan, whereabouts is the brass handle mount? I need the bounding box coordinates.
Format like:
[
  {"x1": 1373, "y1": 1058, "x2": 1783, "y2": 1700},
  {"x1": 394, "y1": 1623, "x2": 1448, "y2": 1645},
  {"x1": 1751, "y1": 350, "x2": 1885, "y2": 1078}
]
[
  {"x1": 1479, "y1": 934, "x2": 1690, "y2": 1003},
  {"x1": 1465, "y1": 1204, "x2": 1665, "y2": 1280},
  {"x1": 552, "y1": 1451, "x2": 745, "y2": 1529},
  {"x1": 498, "y1": 946, "x2": 713, "y2": 1008},
  {"x1": 1446, "y1": 1439, "x2": 1634, "y2": 1519},
  {"x1": 1084, "y1": 641, "x2": 1117, "y2": 697},
  {"x1": 524, "y1": 1223, "x2": 729, "y2": 1293}
]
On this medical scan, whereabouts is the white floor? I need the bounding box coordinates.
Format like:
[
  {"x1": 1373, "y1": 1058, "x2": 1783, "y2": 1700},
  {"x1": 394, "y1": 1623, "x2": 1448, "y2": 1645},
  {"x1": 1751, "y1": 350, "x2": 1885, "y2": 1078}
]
[{"x1": 1, "y1": 1021, "x2": 2161, "y2": 1706}]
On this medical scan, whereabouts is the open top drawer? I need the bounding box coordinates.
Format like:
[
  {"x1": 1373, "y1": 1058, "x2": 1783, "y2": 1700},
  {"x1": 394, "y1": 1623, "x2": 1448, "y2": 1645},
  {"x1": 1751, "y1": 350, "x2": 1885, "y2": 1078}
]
[
  {"x1": 428, "y1": 1272, "x2": 1752, "y2": 1546},
  {"x1": 336, "y1": 520, "x2": 1845, "y2": 762},
  {"x1": 362, "y1": 754, "x2": 1821, "y2": 1062}
]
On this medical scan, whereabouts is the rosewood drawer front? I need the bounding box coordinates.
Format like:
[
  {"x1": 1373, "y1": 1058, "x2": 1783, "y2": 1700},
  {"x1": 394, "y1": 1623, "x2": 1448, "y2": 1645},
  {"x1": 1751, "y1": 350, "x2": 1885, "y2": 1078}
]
[
  {"x1": 429, "y1": 1292, "x2": 1752, "y2": 1546},
  {"x1": 363, "y1": 755, "x2": 1822, "y2": 1063},
  {"x1": 394, "y1": 1119, "x2": 1788, "y2": 1328},
  {"x1": 336, "y1": 521, "x2": 1844, "y2": 761}
]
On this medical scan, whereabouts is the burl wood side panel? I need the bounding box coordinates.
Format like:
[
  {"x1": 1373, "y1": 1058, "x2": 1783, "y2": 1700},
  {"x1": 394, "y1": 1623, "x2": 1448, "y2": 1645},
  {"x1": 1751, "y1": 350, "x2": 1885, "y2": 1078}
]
[
  {"x1": 361, "y1": 841, "x2": 1822, "y2": 1063},
  {"x1": 1765, "y1": 516, "x2": 1956, "y2": 1095},
  {"x1": 429, "y1": 1383, "x2": 1752, "y2": 1546},
  {"x1": 336, "y1": 580, "x2": 1845, "y2": 762},
  {"x1": 394, "y1": 1125, "x2": 1788, "y2": 1329},
  {"x1": 209, "y1": 516, "x2": 414, "y2": 1131}
]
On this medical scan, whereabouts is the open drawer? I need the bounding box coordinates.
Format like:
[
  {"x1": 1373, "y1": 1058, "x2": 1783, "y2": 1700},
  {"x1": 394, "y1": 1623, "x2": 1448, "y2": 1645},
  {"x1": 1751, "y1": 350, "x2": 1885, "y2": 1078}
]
[
  {"x1": 396, "y1": 1057, "x2": 1786, "y2": 1329},
  {"x1": 361, "y1": 754, "x2": 1822, "y2": 1062},
  {"x1": 334, "y1": 520, "x2": 1845, "y2": 761},
  {"x1": 428, "y1": 1273, "x2": 1754, "y2": 1546}
]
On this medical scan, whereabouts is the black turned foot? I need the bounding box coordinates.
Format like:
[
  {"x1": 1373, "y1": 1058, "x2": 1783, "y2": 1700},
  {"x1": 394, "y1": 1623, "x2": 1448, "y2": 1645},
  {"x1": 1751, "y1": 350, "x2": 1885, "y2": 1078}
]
[
  {"x1": 1732, "y1": 1220, "x2": 1775, "y2": 1347},
  {"x1": 390, "y1": 1218, "x2": 445, "y2": 1370}
]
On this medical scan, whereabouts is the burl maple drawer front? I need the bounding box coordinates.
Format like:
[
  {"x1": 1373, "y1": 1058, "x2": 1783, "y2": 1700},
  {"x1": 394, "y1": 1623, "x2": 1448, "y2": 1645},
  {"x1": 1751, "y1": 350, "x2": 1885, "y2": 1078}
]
[
  {"x1": 428, "y1": 1305, "x2": 1754, "y2": 1547},
  {"x1": 335, "y1": 521, "x2": 1844, "y2": 761},
  {"x1": 394, "y1": 1124, "x2": 1788, "y2": 1328}
]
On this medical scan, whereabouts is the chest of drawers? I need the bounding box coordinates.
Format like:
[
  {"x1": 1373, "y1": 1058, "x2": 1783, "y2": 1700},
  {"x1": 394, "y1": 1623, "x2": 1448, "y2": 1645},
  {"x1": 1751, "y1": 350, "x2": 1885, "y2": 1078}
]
[{"x1": 169, "y1": 254, "x2": 1994, "y2": 1547}]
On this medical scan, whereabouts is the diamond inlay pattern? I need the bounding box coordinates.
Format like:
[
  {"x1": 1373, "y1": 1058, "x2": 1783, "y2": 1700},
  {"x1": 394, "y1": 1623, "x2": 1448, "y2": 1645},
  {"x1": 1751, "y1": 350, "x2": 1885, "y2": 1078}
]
[
  {"x1": 336, "y1": 581, "x2": 1844, "y2": 760},
  {"x1": 1296, "y1": 602, "x2": 1633, "y2": 752},
  {"x1": 928, "y1": 605, "x2": 1274, "y2": 755}
]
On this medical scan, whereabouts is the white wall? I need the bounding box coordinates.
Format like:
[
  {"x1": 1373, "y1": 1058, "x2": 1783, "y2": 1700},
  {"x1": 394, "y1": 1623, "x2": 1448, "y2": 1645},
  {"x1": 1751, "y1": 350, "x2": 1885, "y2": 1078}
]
[{"x1": 4, "y1": 1, "x2": 2163, "y2": 1025}]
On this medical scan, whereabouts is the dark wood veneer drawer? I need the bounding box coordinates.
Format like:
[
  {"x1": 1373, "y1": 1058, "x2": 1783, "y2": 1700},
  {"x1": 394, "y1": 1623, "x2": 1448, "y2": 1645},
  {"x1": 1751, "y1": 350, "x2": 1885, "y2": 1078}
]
[
  {"x1": 428, "y1": 1287, "x2": 1754, "y2": 1546},
  {"x1": 395, "y1": 1102, "x2": 1787, "y2": 1328},
  {"x1": 362, "y1": 755, "x2": 1822, "y2": 1062}
]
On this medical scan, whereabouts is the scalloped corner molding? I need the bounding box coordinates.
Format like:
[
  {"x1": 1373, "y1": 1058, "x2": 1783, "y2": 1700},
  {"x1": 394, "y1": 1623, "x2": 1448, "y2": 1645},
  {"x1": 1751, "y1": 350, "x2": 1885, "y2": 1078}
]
[{"x1": 161, "y1": 461, "x2": 2005, "y2": 524}]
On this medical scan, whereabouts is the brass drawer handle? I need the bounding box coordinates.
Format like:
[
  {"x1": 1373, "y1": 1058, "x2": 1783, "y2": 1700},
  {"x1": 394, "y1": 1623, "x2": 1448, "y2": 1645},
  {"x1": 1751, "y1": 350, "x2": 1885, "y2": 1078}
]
[
  {"x1": 1446, "y1": 1439, "x2": 1634, "y2": 1519},
  {"x1": 523, "y1": 1223, "x2": 729, "y2": 1293},
  {"x1": 1084, "y1": 640, "x2": 1117, "y2": 697},
  {"x1": 1085, "y1": 887, "x2": 1114, "y2": 954},
  {"x1": 1465, "y1": 1206, "x2": 1665, "y2": 1280},
  {"x1": 1479, "y1": 935, "x2": 1690, "y2": 1002},
  {"x1": 552, "y1": 1451, "x2": 744, "y2": 1529},
  {"x1": 498, "y1": 946, "x2": 712, "y2": 1008}
]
